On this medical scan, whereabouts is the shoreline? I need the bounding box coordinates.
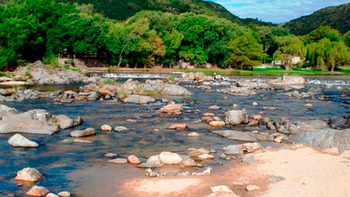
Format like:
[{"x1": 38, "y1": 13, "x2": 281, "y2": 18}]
[{"x1": 115, "y1": 145, "x2": 350, "y2": 197}]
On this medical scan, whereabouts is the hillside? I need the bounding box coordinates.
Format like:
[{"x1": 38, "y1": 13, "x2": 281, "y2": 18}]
[
  {"x1": 59, "y1": 0, "x2": 242, "y2": 23},
  {"x1": 284, "y1": 3, "x2": 350, "y2": 35}
]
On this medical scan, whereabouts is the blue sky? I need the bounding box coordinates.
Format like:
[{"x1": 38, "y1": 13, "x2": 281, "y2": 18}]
[{"x1": 208, "y1": 0, "x2": 350, "y2": 23}]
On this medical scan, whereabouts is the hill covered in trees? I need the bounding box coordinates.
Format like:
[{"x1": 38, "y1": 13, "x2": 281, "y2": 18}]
[
  {"x1": 57, "y1": 0, "x2": 275, "y2": 26},
  {"x1": 0, "y1": 0, "x2": 349, "y2": 72},
  {"x1": 58, "y1": 0, "x2": 240, "y2": 23},
  {"x1": 284, "y1": 3, "x2": 350, "y2": 35}
]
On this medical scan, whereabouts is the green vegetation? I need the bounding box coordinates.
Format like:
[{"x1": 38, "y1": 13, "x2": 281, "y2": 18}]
[
  {"x1": 98, "y1": 79, "x2": 119, "y2": 88},
  {"x1": 118, "y1": 89, "x2": 128, "y2": 100},
  {"x1": 0, "y1": 0, "x2": 349, "y2": 73},
  {"x1": 284, "y1": 2, "x2": 350, "y2": 35},
  {"x1": 163, "y1": 75, "x2": 176, "y2": 83},
  {"x1": 180, "y1": 67, "x2": 348, "y2": 76}
]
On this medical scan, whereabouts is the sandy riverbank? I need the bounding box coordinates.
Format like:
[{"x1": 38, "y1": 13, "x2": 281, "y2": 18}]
[{"x1": 119, "y1": 145, "x2": 350, "y2": 197}]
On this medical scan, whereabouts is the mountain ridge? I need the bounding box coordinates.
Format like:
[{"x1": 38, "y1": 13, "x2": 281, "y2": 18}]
[{"x1": 283, "y1": 3, "x2": 350, "y2": 35}]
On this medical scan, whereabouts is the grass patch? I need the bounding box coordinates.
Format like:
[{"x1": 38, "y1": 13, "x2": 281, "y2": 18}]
[
  {"x1": 118, "y1": 89, "x2": 128, "y2": 100},
  {"x1": 98, "y1": 79, "x2": 119, "y2": 88},
  {"x1": 163, "y1": 75, "x2": 176, "y2": 83}
]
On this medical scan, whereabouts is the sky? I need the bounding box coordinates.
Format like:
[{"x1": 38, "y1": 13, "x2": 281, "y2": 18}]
[{"x1": 208, "y1": 0, "x2": 350, "y2": 23}]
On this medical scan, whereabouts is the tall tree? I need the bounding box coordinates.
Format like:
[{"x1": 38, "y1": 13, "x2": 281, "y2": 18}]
[
  {"x1": 226, "y1": 34, "x2": 265, "y2": 70},
  {"x1": 273, "y1": 35, "x2": 306, "y2": 70},
  {"x1": 306, "y1": 38, "x2": 348, "y2": 71}
]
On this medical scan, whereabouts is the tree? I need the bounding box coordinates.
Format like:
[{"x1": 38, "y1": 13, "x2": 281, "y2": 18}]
[
  {"x1": 306, "y1": 38, "x2": 348, "y2": 71},
  {"x1": 343, "y1": 31, "x2": 350, "y2": 47},
  {"x1": 273, "y1": 35, "x2": 306, "y2": 70},
  {"x1": 0, "y1": 0, "x2": 77, "y2": 67},
  {"x1": 226, "y1": 34, "x2": 265, "y2": 70},
  {"x1": 305, "y1": 26, "x2": 342, "y2": 43}
]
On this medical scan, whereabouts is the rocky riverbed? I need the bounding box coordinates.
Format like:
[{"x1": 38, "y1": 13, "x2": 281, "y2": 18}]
[{"x1": 0, "y1": 62, "x2": 349, "y2": 196}]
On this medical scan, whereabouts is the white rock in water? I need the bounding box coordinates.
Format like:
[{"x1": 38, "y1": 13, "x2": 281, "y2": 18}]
[
  {"x1": 15, "y1": 167, "x2": 42, "y2": 182},
  {"x1": 8, "y1": 134, "x2": 39, "y2": 148},
  {"x1": 159, "y1": 151, "x2": 182, "y2": 165},
  {"x1": 114, "y1": 126, "x2": 129, "y2": 132}
]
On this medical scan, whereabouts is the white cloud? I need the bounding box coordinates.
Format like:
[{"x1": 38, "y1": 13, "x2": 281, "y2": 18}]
[{"x1": 208, "y1": 0, "x2": 349, "y2": 23}]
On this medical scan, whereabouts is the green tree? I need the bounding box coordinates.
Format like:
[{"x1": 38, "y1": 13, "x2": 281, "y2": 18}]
[
  {"x1": 343, "y1": 31, "x2": 350, "y2": 47},
  {"x1": 306, "y1": 38, "x2": 348, "y2": 71},
  {"x1": 273, "y1": 35, "x2": 306, "y2": 70},
  {"x1": 226, "y1": 34, "x2": 265, "y2": 70},
  {"x1": 0, "y1": 0, "x2": 77, "y2": 67},
  {"x1": 305, "y1": 26, "x2": 342, "y2": 43}
]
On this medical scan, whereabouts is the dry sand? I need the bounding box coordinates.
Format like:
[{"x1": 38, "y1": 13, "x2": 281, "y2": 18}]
[{"x1": 120, "y1": 145, "x2": 350, "y2": 197}]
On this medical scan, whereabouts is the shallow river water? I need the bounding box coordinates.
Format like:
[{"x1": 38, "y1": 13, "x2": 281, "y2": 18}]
[{"x1": 0, "y1": 75, "x2": 349, "y2": 196}]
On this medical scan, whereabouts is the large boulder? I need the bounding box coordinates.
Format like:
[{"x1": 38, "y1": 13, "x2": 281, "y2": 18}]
[
  {"x1": 269, "y1": 75, "x2": 305, "y2": 85},
  {"x1": 15, "y1": 167, "x2": 42, "y2": 182},
  {"x1": 8, "y1": 134, "x2": 39, "y2": 148},
  {"x1": 0, "y1": 104, "x2": 17, "y2": 118},
  {"x1": 292, "y1": 128, "x2": 350, "y2": 152},
  {"x1": 120, "y1": 79, "x2": 140, "y2": 94},
  {"x1": 295, "y1": 120, "x2": 330, "y2": 132},
  {"x1": 123, "y1": 95, "x2": 155, "y2": 104},
  {"x1": 225, "y1": 110, "x2": 248, "y2": 125},
  {"x1": 54, "y1": 115, "x2": 83, "y2": 130},
  {"x1": 161, "y1": 84, "x2": 193, "y2": 96},
  {"x1": 0, "y1": 110, "x2": 59, "y2": 135}
]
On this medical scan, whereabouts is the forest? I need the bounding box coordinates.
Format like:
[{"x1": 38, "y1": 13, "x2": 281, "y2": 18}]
[{"x1": 0, "y1": 0, "x2": 350, "y2": 71}]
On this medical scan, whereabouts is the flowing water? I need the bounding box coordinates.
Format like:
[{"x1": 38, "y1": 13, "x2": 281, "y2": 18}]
[{"x1": 0, "y1": 75, "x2": 349, "y2": 196}]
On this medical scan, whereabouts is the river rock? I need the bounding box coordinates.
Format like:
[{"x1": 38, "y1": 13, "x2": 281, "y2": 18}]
[
  {"x1": 223, "y1": 145, "x2": 244, "y2": 155},
  {"x1": 294, "y1": 120, "x2": 329, "y2": 132},
  {"x1": 162, "y1": 84, "x2": 193, "y2": 96},
  {"x1": 225, "y1": 109, "x2": 248, "y2": 125},
  {"x1": 179, "y1": 155, "x2": 197, "y2": 167},
  {"x1": 211, "y1": 185, "x2": 234, "y2": 193},
  {"x1": 15, "y1": 167, "x2": 42, "y2": 182},
  {"x1": 292, "y1": 128, "x2": 350, "y2": 152},
  {"x1": 127, "y1": 155, "x2": 141, "y2": 164},
  {"x1": 270, "y1": 75, "x2": 305, "y2": 85},
  {"x1": 0, "y1": 110, "x2": 59, "y2": 135},
  {"x1": 105, "y1": 153, "x2": 117, "y2": 157},
  {"x1": 70, "y1": 128, "x2": 96, "y2": 137},
  {"x1": 159, "y1": 103, "x2": 183, "y2": 114},
  {"x1": 241, "y1": 142, "x2": 263, "y2": 153},
  {"x1": 189, "y1": 148, "x2": 210, "y2": 157},
  {"x1": 187, "y1": 132, "x2": 200, "y2": 137},
  {"x1": 137, "y1": 155, "x2": 163, "y2": 168},
  {"x1": 209, "y1": 121, "x2": 225, "y2": 127},
  {"x1": 57, "y1": 191, "x2": 71, "y2": 197},
  {"x1": 168, "y1": 124, "x2": 187, "y2": 130},
  {"x1": 0, "y1": 104, "x2": 17, "y2": 118},
  {"x1": 46, "y1": 193, "x2": 59, "y2": 197},
  {"x1": 55, "y1": 115, "x2": 83, "y2": 130},
  {"x1": 8, "y1": 134, "x2": 39, "y2": 148},
  {"x1": 159, "y1": 151, "x2": 182, "y2": 164},
  {"x1": 114, "y1": 126, "x2": 129, "y2": 132},
  {"x1": 26, "y1": 185, "x2": 49, "y2": 197},
  {"x1": 212, "y1": 130, "x2": 258, "y2": 142},
  {"x1": 246, "y1": 184, "x2": 260, "y2": 191},
  {"x1": 205, "y1": 192, "x2": 238, "y2": 197},
  {"x1": 101, "y1": 124, "x2": 112, "y2": 131},
  {"x1": 123, "y1": 95, "x2": 155, "y2": 104},
  {"x1": 108, "y1": 158, "x2": 128, "y2": 164},
  {"x1": 208, "y1": 105, "x2": 221, "y2": 110},
  {"x1": 198, "y1": 153, "x2": 215, "y2": 160},
  {"x1": 73, "y1": 139, "x2": 93, "y2": 144}
]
